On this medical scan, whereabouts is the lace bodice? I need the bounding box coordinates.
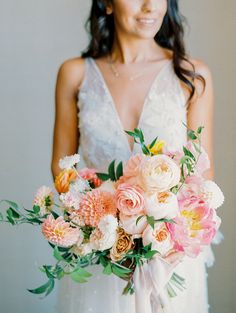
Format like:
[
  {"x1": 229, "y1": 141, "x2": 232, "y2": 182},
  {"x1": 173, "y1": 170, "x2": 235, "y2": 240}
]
[{"x1": 77, "y1": 57, "x2": 187, "y2": 171}]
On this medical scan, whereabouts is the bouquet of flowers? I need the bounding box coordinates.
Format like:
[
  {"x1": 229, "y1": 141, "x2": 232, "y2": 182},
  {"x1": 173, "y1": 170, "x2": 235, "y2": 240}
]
[{"x1": 0, "y1": 127, "x2": 224, "y2": 311}]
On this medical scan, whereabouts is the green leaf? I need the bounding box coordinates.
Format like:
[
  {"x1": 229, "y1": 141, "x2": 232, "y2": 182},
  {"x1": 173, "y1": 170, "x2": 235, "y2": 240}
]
[
  {"x1": 70, "y1": 267, "x2": 92, "y2": 283},
  {"x1": 45, "y1": 279, "x2": 55, "y2": 296},
  {"x1": 136, "y1": 215, "x2": 145, "y2": 226},
  {"x1": 115, "y1": 161, "x2": 123, "y2": 180},
  {"x1": 96, "y1": 173, "x2": 110, "y2": 181},
  {"x1": 193, "y1": 142, "x2": 201, "y2": 154},
  {"x1": 6, "y1": 209, "x2": 15, "y2": 225},
  {"x1": 0, "y1": 200, "x2": 21, "y2": 211},
  {"x1": 144, "y1": 250, "x2": 158, "y2": 259},
  {"x1": 7, "y1": 207, "x2": 20, "y2": 219},
  {"x1": 183, "y1": 146, "x2": 196, "y2": 161},
  {"x1": 166, "y1": 282, "x2": 177, "y2": 298},
  {"x1": 197, "y1": 126, "x2": 204, "y2": 134},
  {"x1": 135, "y1": 128, "x2": 144, "y2": 143},
  {"x1": 187, "y1": 130, "x2": 197, "y2": 140},
  {"x1": 53, "y1": 246, "x2": 64, "y2": 261},
  {"x1": 156, "y1": 218, "x2": 176, "y2": 224},
  {"x1": 51, "y1": 211, "x2": 59, "y2": 219},
  {"x1": 0, "y1": 212, "x2": 3, "y2": 221},
  {"x1": 33, "y1": 205, "x2": 40, "y2": 214},
  {"x1": 99, "y1": 256, "x2": 108, "y2": 267},
  {"x1": 43, "y1": 266, "x2": 55, "y2": 279},
  {"x1": 111, "y1": 264, "x2": 131, "y2": 278},
  {"x1": 108, "y1": 160, "x2": 116, "y2": 181},
  {"x1": 103, "y1": 263, "x2": 112, "y2": 275},
  {"x1": 149, "y1": 136, "x2": 158, "y2": 149},
  {"x1": 125, "y1": 130, "x2": 139, "y2": 139},
  {"x1": 28, "y1": 279, "x2": 54, "y2": 295},
  {"x1": 143, "y1": 243, "x2": 152, "y2": 252},
  {"x1": 147, "y1": 216, "x2": 155, "y2": 229},
  {"x1": 141, "y1": 144, "x2": 150, "y2": 155},
  {"x1": 55, "y1": 267, "x2": 64, "y2": 280}
]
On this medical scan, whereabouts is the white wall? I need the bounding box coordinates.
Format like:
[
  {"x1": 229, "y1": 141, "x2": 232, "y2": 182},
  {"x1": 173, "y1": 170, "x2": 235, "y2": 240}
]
[
  {"x1": 0, "y1": 1, "x2": 90, "y2": 312},
  {"x1": 0, "y1": 1, "x2": 235, "y2": 312},
  {"x1": 181, "y1": 2, "x2": 236, "y2": 312}
]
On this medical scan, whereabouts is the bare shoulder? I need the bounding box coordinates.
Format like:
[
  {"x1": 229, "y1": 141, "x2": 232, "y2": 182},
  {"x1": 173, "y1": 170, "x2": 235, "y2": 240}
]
[
  {"x1": 183, "y1": 58, "x2": 213, "y2": 96},
  {"x1": 56, "y1": 57, "x2": 86, "y2": 92}
]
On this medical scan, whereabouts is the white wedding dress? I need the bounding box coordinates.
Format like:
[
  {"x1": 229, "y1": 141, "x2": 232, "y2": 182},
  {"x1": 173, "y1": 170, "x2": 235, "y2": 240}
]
[{"x1": 56, "y1": 57, "x2": 212, "y2": 313}]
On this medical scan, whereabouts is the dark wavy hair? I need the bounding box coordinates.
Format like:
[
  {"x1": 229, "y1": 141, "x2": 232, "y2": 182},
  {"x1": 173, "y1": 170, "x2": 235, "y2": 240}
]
[{"x1": 81, "y1": 0, "x2": 205, "y2": 103}]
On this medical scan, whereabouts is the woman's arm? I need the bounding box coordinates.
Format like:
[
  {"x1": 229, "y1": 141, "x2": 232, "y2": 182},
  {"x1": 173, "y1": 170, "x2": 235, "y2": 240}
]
[
  {"x1": 51, "y1": 58, "x2": 85, "y2": 179},
  {"x1": 187, "y1": 60, "x2": 215, "y2": 180}
]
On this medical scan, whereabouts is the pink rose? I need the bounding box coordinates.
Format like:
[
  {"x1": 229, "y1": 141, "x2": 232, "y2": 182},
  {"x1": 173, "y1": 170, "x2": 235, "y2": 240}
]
[{"x1": 115, "y1": 183, "x2": 145, "y2": 216}]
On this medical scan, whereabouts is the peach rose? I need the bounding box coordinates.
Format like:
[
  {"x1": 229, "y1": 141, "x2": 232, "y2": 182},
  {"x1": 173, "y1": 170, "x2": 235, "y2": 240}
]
[
  {"x1": 55, "y1": 169, "x2": 77, "y2": 193},
  {"x1": 145, "y1": 191, "x2": 179, "y2": 220},
  {"x1": 138, "y1": 155, "x2": 180, "y2": 193},
  {"x1": 115, "y1": 183, "x2": 145, "y2": 216},
  {"x1": 142, "y1": 222, "x2": 173, "y2": 257},
  {"x1": 110, "y1": 228, "x2": 134, "y2": 261},
  {"x1": 119, "y1": 212, "x2": 148, "y2": 235}
]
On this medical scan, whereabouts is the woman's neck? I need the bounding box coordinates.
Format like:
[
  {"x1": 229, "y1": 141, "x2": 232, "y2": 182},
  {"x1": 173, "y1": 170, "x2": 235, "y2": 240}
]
[{"x1": 110, "y1": 35, "x2": 168, "y2": 64}]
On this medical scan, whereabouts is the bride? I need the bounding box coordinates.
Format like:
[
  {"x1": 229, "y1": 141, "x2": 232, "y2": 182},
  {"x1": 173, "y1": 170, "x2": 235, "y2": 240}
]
[{"x1": 51, "y1": 0, "x2": 214, "y2": 312}]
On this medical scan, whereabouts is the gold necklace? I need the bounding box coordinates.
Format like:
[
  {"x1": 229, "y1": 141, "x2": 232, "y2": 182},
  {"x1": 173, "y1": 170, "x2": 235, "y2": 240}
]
[{"x1": 107, "y1": 54, "x2": 146, "y2": 81}]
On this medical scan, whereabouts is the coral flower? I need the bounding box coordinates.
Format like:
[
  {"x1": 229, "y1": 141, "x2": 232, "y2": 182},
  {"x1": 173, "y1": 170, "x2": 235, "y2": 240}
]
[
  {"x1": 79, "y1": 190, "x2": 117, "y2": 227},
  {"x1": 41, "y1": 215, "x2": 80, "y2": 247},
  {"x1": 79, "y1": 168, "x2": 102, "y2": 188},
  {"x1": 55, "y1": 169, "x2": 77, "y2": 193}
]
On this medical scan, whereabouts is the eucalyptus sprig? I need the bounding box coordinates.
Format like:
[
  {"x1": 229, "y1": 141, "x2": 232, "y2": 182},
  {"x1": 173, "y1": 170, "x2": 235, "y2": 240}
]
[
  {"x1": 125, "y1": 128, "x2": 152, "y2": 155},
  {"x1": 174, "y1": 125, "x2": 204, "y2": 193}
]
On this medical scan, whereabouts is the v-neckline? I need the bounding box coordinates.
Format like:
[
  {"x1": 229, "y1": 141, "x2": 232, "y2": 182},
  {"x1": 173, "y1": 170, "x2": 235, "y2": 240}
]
[{"x1": 89, "y1": 57, "x2": 172, "y2": 154}]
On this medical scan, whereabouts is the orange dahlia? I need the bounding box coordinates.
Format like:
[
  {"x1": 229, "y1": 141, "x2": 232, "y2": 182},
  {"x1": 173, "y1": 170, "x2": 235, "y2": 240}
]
[{"x1": 79, "y1": 189, "x2": 117, "y2": 227}]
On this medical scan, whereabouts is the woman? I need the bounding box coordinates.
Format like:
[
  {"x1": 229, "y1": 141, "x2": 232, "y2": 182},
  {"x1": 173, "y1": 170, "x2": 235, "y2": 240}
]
[{"x1": 51, "y1": 1, "x2": 214, "y2": 312}]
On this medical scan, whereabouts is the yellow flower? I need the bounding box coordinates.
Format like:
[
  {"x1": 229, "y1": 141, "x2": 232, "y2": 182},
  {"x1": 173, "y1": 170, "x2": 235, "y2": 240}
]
[{"x1": 148, "y1": 140, "x2": 165, "y2": 155}]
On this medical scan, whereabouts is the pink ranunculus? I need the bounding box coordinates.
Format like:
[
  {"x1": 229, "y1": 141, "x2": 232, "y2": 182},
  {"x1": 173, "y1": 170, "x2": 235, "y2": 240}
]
[
  {"x1": 115, "y1": 183, "x2": 145, "y2": 216},
  {"x1": 119, "y1": 212, "x2": 148, "y2": 235},
  {"x1": 79, "y1": 189, "x2": 117, "y2": 227},
  {"x1": 168, "y1": 199, "x2": 221, "y2": 257},
  {"x1": 142, "y1": 222, "x2": 174, "y2": 257},
  {"x1": 138, "y1": 154, "x2": 181, "y2": 193},
  {"x1": 79, "y1": 168, "x2": 102, "y2": 188},
  {"x1": 41, "y1": 215, "x2": 80, "y2": 247}
]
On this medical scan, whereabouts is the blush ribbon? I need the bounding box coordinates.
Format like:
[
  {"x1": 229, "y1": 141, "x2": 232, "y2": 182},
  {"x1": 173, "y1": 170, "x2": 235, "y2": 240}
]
[{"x1": 133, "y1": 256, "x2": 178, "y2": 313}]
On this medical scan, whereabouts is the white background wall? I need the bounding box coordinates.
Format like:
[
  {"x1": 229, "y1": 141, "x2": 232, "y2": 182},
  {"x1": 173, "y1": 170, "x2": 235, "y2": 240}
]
[{"x1": 0, "y1": 1, "x2": 235, "y2": 312}]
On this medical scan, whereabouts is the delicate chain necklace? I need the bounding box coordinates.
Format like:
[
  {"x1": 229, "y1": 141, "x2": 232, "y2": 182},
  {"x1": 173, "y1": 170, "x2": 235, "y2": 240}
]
[{"x1": 107, "y1": 54, "x2": 146, "y2": 81}]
